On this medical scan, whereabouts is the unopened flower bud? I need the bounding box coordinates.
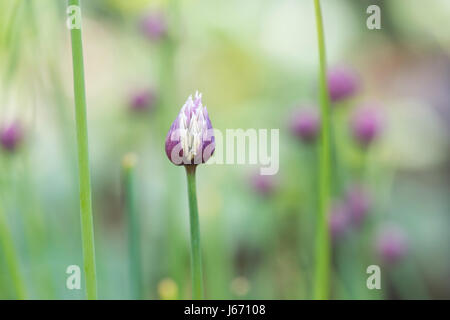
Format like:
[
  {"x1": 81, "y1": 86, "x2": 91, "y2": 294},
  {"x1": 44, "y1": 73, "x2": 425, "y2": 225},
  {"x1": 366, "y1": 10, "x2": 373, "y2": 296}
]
[
  {"x1": 351, "y1": 105, "x2": 382, "y2": 147},
  {"x1": 165, "y1": 91, "x2": 215, "y2": 166},
  {"x1": 289, "y1": 108, "x2": 320, "y2": 143},
  {"x1": 0, "y1": 121, "x2": 22, "y2": 152},
  {"x1": 327, "y1": 67, "x2": 359, "y2": 102}
]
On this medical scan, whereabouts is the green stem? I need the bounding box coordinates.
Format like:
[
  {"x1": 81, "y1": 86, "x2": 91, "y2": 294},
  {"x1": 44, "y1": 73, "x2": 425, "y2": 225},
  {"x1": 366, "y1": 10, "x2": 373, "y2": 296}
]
[
  {"x1": 122, "y1": 154, "x2": 143, "y2": 300},
  {"x1": 313, "y1": 0, "x2": 331, "y2": 300},
  {"x1": 67, "y1": 0, "x2": 97, "y2": 300},
  {"x1": 185, "y1": 165, "x2": 204, "y2": 299},
  {"x1": 0, "y1": 207, "x2": 27, "y2": 299}
]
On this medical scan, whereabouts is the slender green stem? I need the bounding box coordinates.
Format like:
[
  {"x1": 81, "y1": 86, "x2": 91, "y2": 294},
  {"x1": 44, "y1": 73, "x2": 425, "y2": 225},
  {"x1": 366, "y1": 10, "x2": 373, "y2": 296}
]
[
  {"x1": 67, "y1": 0, "x2": 97, "y2": 300},
  {"x1": 185, "y1": 165, "x2": 204, "y2": 299},
  {"x1": 0, "y1": 207, "x2": 27, "y2": 299},
  {"x1": 122, "y1": 154, "x2": 143, "y2": 300},
  {"x1": 313, "y1": 0, "x2": 331, "y2": 300}
]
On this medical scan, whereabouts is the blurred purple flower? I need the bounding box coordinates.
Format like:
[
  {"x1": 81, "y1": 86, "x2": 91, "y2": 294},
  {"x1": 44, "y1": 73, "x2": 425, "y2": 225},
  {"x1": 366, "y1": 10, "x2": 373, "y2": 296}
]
[
  {"x1": 328, "y1": 203, "x2": 350, "y2": 240},
  {"x1": 249, "y1": 173, "x2": 276, "y2": 196},
  {"x1": 129, "y1": 88, "x2": 156, "y2": 112},
  {"x1": 327, "y1": 67, "x2": 359, "y2": 102},
  {"x1": 0, "y1": 121, "x2": 22, "y2": 152},
  {"x1": 345, "y1": 185, "x2": 371, "y2": 226},
  {"x1": 376, "y1": 225, "x2": 408, "y2": 265},
  {"x1": 140, "y1": 12, "x2": 168, "y2": 41},
  {"x1": 351, "y1": 105, "x2": 382, "y2": 147},
  {"x1": 289, "y1": 108, "x2": 320, "y2": 143},
  {"x1": 165, "y1": 91, "x2": 215, "y2": 165}
]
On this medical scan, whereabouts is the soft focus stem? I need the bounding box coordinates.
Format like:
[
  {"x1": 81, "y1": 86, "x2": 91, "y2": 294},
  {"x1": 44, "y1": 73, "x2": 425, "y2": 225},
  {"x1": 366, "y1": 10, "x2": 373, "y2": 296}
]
[
  {"x1": 0, "y1": 207, "x2": 26, "y2": 299},
  {"x1": 185, "y1": 165, "x2": 204, "y2": 299},
  {"x1": 313, "y1": 0, "x2": 331, "y2": 300},
  {"x1": 68, "y1": 0, "x2": 97, "y2": 300},
  {"x1": 123, "y1": 154, "x2": 143, "y2": 299}
]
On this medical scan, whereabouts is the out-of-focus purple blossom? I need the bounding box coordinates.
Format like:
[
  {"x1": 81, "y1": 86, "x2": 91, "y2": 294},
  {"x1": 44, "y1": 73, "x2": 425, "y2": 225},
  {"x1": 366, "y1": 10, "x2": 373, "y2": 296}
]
[
  {"x1": 140, "y1": 12, "x2": 168, "y2": 41},
  {"x1": 165, "y1": 91, "x2": 215, "y2": 166},
  {"x1": 0, "y1": 121, "x2": 22, "y2": 152},
  {"x1": 351, "y1": 105, "x2": 382, "y2": 147},
  {"x1": 327, "y1": 67, "x2": 359, "y2": 102},
  {"x1": 289, "y1": 108, "x2": 320, "y2": 143},
  {"x1": 129, "y1": 88, "x2": 156, "y2": 112},
  {"x1": 249, "y1": 173, "x2": 276, "y2": 196},
  {"x1": 376, "y1": 225, "x2": 408, "y2": 265},
  {"x1": 328, "y1": 203, "x2": 350, "y2": 240},
  {"x1": 345, "y1": 185, "x2": 371, "y2": 226}
]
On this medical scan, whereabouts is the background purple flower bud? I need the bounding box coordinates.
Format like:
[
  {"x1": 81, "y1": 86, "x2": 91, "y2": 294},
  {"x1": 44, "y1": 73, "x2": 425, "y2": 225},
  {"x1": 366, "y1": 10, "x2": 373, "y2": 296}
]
[
  {"x1": 345, "y1": 185, "x2": 371, "y2": 226},
  {"x1": 129, "y1": 88, "x2": 156, "y2": 112},
  {"x1": 0, "y1": 121, "x2": 22, "y2": 152},
  {"x1": 327, "y1": 67, "x2": 359, "y2": 102},
  {"x1": 165, "y1": 92, "x2": 215, "y2": 165},
  {"x1": 351, "y1": 105, "x2": 382, "y2": 147},
  {"x1": 249, "y1": 172, "x2": 276, "y2": 196},
  {"x1": 376, "y1": 225, "x2": 408, "y2": 265},
  {"x1": 140, "y1": 12, "x2": 168, "y2": 41},
  {"x1": 289, "y1": 108, "x2": 320, "y2": 143},
  {"x1": 328, "y1": 203, "x2": 350, "y2": 240}
]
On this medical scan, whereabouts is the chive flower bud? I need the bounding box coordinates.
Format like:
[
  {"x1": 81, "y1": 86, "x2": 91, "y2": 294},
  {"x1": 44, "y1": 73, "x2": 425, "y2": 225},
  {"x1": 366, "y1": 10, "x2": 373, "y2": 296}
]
[
  {"x1": 345, "y1": 185, "x2": 371, "y2": 226},
  {"x1": 165, "y1": 91, "x2": 215, "y2": 165},
  {"x1": 0, "y1": 121, "x2": 22, "y2": 152},
  {"x1": 140, "y1": 11, "x2": 168, "y2": 41},
  {"x1": 328, "y1": 202, "x2": 350, "y2": 240},
  {"x1": 327, "y1": 67, "x2": 359, "y2": 102},
  {"x1": 129, "y1": 88, "x2": 156, "y2": 112},
  {"x1": 249, "y1": 172, "x2": 276, "y2": 196},
  {"x1": 351, "y1": 105, "x2": 382, "y2": 147},
  {"x1": 289, "y1": 108, "x2": 320, "y2": 143},
  {"x1": 375, "y1": 225, "x2": 408, "y2": 265}
]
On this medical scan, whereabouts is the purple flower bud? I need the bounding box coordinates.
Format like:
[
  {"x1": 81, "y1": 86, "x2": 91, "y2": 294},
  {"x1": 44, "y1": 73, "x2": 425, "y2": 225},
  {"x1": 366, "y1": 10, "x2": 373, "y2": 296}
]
[
  {"x1": 289, "y1": 108, "x2": 320, "y2": 143},
  {"x1": 140, "y1": 12, "x2": 168, "y2": 41},
  {"x1": 376, "y1": 225, "x2": 408, "y2": 265},
  {"x1": 129, "y1": 88, "x2": 156, "y2": 112},
  {"x1": 327, "y1": 67, "x2": 359, "y2": 102},
  {"x1": 249, "y1": 172, "x2": 276, "y2": 196},
  {"x1": 351, "y1": 105, "x2": 382, "y2": 147},
  {"x1": 345, "y1": 185, "x2": 371, "y2": 226},
  {"x1": 328, "y1": 203, "x2": 350, "y2": 240},
  {"x1": 0, "y1": 121, "x2": 22, "y2": 152},
  {"x1": 165, "y1": 91, "x2": 215, "y2": 166}
]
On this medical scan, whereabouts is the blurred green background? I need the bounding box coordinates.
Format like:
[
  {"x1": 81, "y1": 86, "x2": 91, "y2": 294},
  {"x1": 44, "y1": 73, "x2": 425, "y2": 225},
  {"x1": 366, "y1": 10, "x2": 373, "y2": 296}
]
[{"x1": 0, "y1": 0, "x2": 449, "y2": 299}]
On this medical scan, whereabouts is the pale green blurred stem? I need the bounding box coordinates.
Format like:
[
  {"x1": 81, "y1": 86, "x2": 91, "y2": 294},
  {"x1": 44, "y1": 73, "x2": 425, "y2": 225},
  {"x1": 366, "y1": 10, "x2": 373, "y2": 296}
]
[
  {"x1": 185, "y1": 165, "x2": 204, "y2": 299},
  {"x1": 68, "y1": 0, "x2": 97, "y2": 300},
  {"x1": 0, "y1": 207, "x2": 26, "y2": 299},
  {"x1": 123, "y1": 157, "x2": 143, "y2": 299},
  {"x1": 313, "y1": 0, "x2": 332, "y2": 300}
]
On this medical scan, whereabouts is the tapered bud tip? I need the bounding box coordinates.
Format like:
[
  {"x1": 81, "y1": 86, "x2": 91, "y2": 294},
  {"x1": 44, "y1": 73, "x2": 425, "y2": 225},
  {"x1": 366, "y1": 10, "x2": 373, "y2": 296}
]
[
  {"x1": 289, "y1": 107, "x2": 320, "y2": 143},
  {"x1": 140, "y1": 11, "x2": 168, "y2": 41},
  {"x1": 327, "y1": 66, "x2": 359, "y2": 103},
  {"x1": 165, "y1": 92, "x2": 215, "y2": 166},
  {"x1": 351, "y1": 104, "x2": 382, "y2": 147},
  {"x1": 129, "y1": 88, "x2": 156, "y2": 112},
  {"x1": 375, "y1": 225, "x2": 408, "y2": 265},
  {"x1": 0, "y1": 121, "x2": 22, "y2": 152}
]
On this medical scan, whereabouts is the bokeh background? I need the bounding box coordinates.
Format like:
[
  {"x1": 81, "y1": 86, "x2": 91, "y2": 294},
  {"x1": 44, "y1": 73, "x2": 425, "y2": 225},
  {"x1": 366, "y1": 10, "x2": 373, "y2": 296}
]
[{"x1": 0, "y1": 0, "x2": 449, "y2": 299}]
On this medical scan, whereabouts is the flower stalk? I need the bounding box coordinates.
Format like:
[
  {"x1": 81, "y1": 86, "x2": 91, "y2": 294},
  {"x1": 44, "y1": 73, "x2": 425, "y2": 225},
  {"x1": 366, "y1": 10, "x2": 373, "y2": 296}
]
[
  {"x1": 313, "y1": 0, "x2": 331, "y2": 300},
  {"x1": 185, "y1": 165, "x2": 204, "y2": 299},
  {"x1": 122, "y1": 154, "x2": 143, "y2": 299},
  {"x1": 67, "y1": 0, "x2": 97, "y2": 300}
]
